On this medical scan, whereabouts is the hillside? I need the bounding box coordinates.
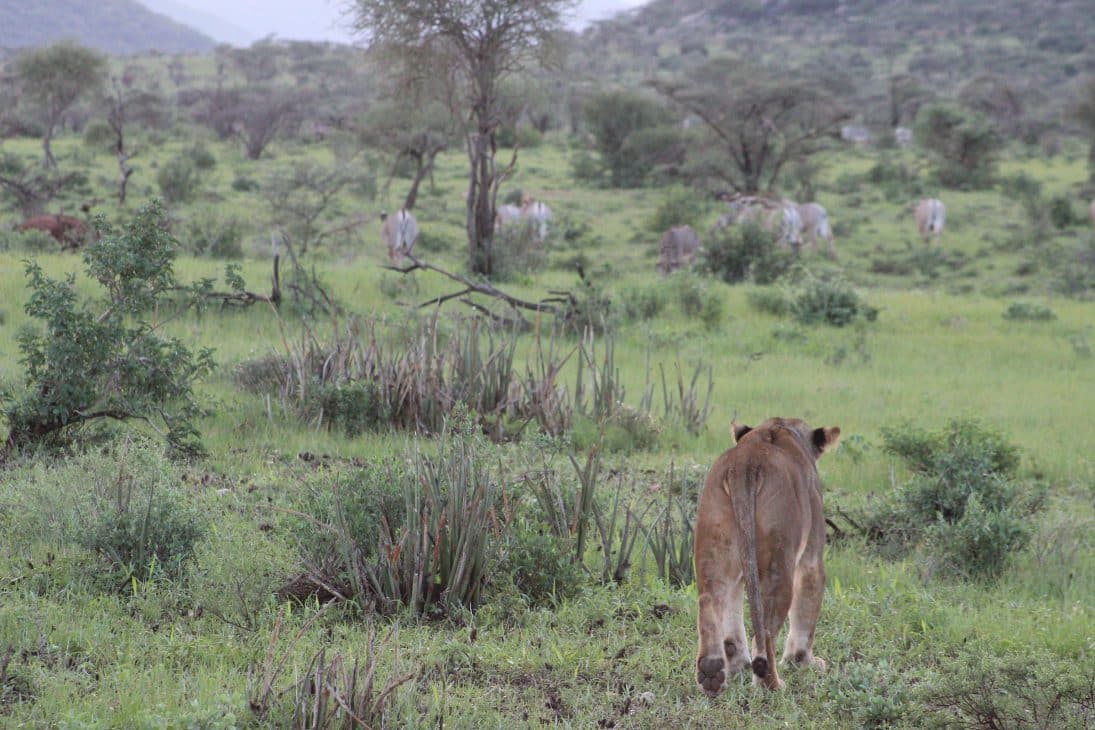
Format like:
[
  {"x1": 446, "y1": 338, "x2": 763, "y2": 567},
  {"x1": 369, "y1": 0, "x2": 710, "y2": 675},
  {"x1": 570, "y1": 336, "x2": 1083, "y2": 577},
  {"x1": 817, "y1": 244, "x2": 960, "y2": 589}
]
[
  {"x1": 0, "y1": 0, "x2": 215, "y2": 55},
  {"x1": 583, "y1": 0, "x2": 1095, "y2": 129}
]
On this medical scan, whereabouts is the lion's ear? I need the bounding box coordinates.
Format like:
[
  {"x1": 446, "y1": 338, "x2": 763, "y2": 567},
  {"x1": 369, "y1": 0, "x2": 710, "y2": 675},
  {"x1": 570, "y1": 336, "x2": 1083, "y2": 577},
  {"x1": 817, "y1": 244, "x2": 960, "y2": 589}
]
[
  {"x1": 812, "y1": 426, "x2": 841, "y2": 455},
  {"x1": 732, "y1": 420, "x2": 752, "y2": 443}
]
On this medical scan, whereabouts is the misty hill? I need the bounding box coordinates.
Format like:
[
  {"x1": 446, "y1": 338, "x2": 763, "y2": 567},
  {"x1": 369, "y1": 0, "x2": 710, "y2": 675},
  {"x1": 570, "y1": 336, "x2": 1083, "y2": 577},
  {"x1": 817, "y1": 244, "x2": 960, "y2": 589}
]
[
  {"x1": 583, "y1": 0, "x2": 1094, "y2": 129},
  {"x1": 0, "y1": 0, "x2": 216, "y2": 55}
]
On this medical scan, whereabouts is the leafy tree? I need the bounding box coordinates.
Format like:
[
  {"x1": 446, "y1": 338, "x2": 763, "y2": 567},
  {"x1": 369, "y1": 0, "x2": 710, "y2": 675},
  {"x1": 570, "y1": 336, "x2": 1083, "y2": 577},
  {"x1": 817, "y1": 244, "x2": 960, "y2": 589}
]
[
  {"x1": 654, "y1": 59, "x2": 849, "y2": 194},
  {"x1": 363, "y1": 96, "x2": 454, "y2": 211},
  {"x1": 584, "y1": 90, "x2": 674, "y2": 187},
  {"x1": 14, "y1": 42, "x2": 106, "y2": 168},
  {"x1": 914, "y1": 102, "x2": 1002, "y2": 188},
  {"x1": 5, "y1": 201, "x2": 215, "y2": 455},
  {"x1": 348, "y1": 0, "x2": 576, "y2": 276}
]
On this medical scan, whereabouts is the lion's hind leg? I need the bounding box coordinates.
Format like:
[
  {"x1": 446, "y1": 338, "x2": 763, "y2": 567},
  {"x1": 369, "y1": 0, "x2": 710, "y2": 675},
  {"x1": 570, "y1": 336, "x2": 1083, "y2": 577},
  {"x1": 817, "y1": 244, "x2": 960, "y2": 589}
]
[
  {"x1": 783, "y1": 558, "x2": 827, "y2": 672},
  {"x1": 696, "y1": 574, "x2": 748, "y2": 696}
]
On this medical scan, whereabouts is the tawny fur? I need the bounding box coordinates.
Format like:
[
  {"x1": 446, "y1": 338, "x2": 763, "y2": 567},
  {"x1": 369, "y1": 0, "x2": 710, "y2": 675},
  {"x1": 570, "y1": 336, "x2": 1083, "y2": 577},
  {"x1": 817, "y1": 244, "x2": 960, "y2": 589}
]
[{"x1": 694, "y1": 417, "x2": 840, "y2": 695}]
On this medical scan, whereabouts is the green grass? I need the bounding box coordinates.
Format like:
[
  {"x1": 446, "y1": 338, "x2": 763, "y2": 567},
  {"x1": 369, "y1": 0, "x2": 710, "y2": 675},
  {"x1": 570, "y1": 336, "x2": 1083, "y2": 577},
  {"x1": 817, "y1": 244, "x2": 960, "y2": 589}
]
[{"x1": 0, "y1": 124, "x2": 1092, "y2": 726}]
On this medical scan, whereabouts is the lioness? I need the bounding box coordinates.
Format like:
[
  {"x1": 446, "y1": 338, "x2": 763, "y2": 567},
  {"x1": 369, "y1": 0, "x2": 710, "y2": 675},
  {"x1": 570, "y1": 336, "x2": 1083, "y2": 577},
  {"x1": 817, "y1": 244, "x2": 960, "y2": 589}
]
[{"x1": 695, "y1": 417, "x2": 840, "y2": 694}]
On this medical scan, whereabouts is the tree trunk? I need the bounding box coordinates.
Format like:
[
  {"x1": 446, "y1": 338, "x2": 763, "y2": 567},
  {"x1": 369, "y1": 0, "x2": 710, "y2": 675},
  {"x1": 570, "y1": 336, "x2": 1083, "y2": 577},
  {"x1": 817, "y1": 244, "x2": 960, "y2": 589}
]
[{"x1": 43, "y1": 126, "x2": 56, "y2": 169}]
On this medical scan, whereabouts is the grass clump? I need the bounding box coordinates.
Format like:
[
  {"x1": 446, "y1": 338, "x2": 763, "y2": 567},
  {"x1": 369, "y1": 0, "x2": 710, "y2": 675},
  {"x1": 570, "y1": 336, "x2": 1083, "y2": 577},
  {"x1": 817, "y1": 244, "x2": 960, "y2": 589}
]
[{"x1": 861, "y1": 419, "x2": 1040, "y2": 581}]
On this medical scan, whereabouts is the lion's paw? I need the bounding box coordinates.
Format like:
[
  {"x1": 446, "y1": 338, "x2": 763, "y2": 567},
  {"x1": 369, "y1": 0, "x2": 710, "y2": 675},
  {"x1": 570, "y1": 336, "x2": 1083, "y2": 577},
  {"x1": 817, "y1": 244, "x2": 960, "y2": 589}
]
[{"x1": 697, "y1": 656, "x2": 726, "y2": 696}]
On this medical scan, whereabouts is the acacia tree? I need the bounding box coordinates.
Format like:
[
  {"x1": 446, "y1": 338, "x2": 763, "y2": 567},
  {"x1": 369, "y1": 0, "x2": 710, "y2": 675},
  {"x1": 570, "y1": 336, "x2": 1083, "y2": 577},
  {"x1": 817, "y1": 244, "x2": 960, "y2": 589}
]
[
  {"x1": 364, "y1": 97, "x2": 454, "y2": 211},
  {"x1": 15, "y1": 42, "x2": 106, "y2": 168},
  {"x1": 654, "y1": 59, "x2": 850, "y2": 194},
  {"x1": 348, "y1": 0, "x2": 575, "y2": 275}
]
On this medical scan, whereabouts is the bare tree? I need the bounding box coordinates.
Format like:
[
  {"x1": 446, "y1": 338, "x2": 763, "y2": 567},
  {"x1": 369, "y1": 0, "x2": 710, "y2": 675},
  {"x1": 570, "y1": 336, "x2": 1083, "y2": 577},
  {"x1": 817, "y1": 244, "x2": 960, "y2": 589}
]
[
  {"x1": 347, "y1": 0, "x2": 576, "y2": 275},
  {"x1": 1069, "y1": 75, "x2": 1095, "y2": 173},
  {"x1": 14, "y1": 42, "x2": 106, "y2": 168},
  {"x1": 99, "y1": 73, "x2": 167, "y2": 204},
  {"x1": 235, "y1": 85, "x2": 304, "y2": 160},
  {"x1": 263, "y1": 161, "x2": 369, "y2": 253},
  {"x1": 653, "y1": 59, "x2": 850, "y2": 194}
]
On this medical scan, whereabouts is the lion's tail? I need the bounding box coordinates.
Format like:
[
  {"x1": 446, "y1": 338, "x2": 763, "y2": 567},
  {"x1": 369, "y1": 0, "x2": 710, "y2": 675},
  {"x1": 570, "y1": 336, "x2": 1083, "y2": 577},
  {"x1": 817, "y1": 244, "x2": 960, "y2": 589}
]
[{"x1": 727, "y1": 463, "x2": 779, "y2": 687}]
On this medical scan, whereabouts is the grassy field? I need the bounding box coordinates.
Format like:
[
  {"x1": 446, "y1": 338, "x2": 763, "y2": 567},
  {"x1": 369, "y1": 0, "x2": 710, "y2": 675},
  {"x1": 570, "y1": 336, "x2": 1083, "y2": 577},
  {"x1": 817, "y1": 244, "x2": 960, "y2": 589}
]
[{"x1": 0, "y1": 124, "x2": 1092, "y2": 727}]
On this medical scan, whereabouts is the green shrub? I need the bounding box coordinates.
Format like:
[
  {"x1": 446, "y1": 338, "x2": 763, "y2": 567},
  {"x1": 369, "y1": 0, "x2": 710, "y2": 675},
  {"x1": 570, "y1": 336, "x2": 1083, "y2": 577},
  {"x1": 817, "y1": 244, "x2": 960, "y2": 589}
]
[
  {"x1": 183, "y1": 212, "x2": 245, "y2": 259},
  {"x1": 292, "y1": 424, "x2": 501, "y2": 616},
  {"x1": 156, "y1": 155, "x2": 201, "y2": 204},
  {"x1": 505, "y1": 527, "x2": 583, "y2": 608},
  {"x1": 1002, "y1": 301, "x2": 1056, "y2": 321},
  {"x1": 748, "y1": 271, "x2": 877, "y2": 327},
  {"x1": 925, "y1": 495, "x2": 1031, "y2": 581},
  {"x1": 314, "y1": 381, "x2": 388, "y2": 437},
  {"x1": 674, "y1": 272, "x2": 705, "y2": 318},
  {"x1": 919, "y1": 648, "x2": 1095, "y2": 728},
  {"x1": 861, "y1": 419, "x2": 1038, "y2": 581},
  {"x1": 647, "y1": 186, "x2": 704, "y2": 234},
  {"x1": 621, "y1": 286, "x2": 666, "y2": 322},
  {"x1": 83, "y1": 473, "x2": 205, "y2": 585},
  {"x1": 188, "y1": 520, "x2": 296, "y2": 630},
  {"x1": 1048, "y1": 195, "x2": 1078, "y2": 229},
  {"x1": 702, "y1": 223, "x2": 793, "y2": 285},
  {"x1": 488, "y1": 222, "x2": 548, "y2": 280},
  {"x1": 188, "y1": 142, "x2": 217, "y2": 171},
  {"x1": 5, "y1": 201, "x2": 215, "y2": 454},
  {"x1": 789, "y1": 274, "x2": 878, "y2": 327},
  {"x1": 231, "y1": 175, "x2": 260, "y2": 192}
]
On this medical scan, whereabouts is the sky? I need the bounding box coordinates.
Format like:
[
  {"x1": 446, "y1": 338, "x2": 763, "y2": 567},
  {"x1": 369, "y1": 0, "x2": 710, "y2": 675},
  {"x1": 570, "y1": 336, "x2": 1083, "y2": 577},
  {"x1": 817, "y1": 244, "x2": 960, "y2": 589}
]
[{"x1": 141, "y1": 0, "x2": 648, "y2": 46}]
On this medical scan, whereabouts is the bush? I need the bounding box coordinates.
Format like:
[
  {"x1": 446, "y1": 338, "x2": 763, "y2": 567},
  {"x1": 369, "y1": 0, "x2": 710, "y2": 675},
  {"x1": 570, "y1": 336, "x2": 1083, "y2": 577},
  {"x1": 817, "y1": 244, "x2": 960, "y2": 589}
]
[
  {"x1": 231, "y1": 175, "x2": 259, "y2": 192},
  {"x1": 748, "y1": 271, "x2": 877, "y2": 328},
  {"x1": 925, "y1": 495, "x2": 1031, "y2": 581},
  {"x1": 289, "y1": 423, "x2": 502, "y2": 616},
  {"x1": 8, "y1": 441, "x2": 206, "y2": 589},
  {"x1": 188, "y1": 520, "x2": 296, "y2": 630},
  {"x1": 505, "y1": 527, "x2": 584, "y2": 608},
  {"x1": 860, "y1": 419, "x2": 1039, "y2": 581},
  {"x1": 188, "y1": 142, "x2": 217, "y2": 171},
  {"x1": 491, "y1": 220, "x2": 548, "y2": 280},
  {"x1": 789, "y1": 273, "x2": 878, "y2": 327},
  {"x1": 183, "y1": 211, "x2": 245, "y2": 258},
  {"x1": 156, "y1": 155, "x2": 201, "y2": 204},
  {"x1": 702, "y1": 223, "x2": 793, "y2": 285},
  {"x1": 920, "y1": 648, "x2": 1095, "y2": 728},
  {"x1": 1049, "y1": 195, "x2": 1079, "y2": 229},
  {"x1": 914, "y1": 102, "x2": 1002, "y2": 189},
  {"x1": 647, "y1": 186, "x2": 704, "y2": 234},
  {"x1": 5, "y1": 201, "x2": 215, "y2": 454},
  {"x1": 621, "y1": 286, "x2": 666, "y2": 322},
  {"x1": 314, "y1": 381, "x2": 388, "y2": 436},
  {"x1": 1002, "y1": 301, "x2": 1056, "y2": 321},
  {"x1": 84, "y1": 470, "x2": 205, "y2": 586}
]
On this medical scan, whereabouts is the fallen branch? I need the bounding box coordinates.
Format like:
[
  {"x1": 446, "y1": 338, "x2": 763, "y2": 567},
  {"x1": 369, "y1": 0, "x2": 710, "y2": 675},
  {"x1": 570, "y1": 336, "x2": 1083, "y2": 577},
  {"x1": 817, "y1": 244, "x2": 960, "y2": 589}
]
[{"x1": 386, "y1": 253, "x2": 564, "y2": 317}]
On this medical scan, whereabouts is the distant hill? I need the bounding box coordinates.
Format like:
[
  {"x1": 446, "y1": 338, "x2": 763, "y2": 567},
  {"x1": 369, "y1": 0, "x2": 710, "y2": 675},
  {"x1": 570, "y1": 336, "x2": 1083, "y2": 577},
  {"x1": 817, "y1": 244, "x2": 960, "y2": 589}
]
[
  {"x1": 582, "y1": 0, "x2": 1095, "y2": 130},
  {"x1": 140, "y1": 0, "x2": 254, "y2": 47},
  {"x1": 0, "y1": 0, "x2": 216, "y2": 55}
]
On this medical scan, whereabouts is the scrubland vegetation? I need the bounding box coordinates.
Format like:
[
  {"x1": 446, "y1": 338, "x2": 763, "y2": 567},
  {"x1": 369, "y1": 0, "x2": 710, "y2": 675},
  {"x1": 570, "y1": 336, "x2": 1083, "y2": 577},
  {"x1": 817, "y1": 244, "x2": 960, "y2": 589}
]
[{"x1": 0, "y1": 1, "x2": 1093, "y2": 726}]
